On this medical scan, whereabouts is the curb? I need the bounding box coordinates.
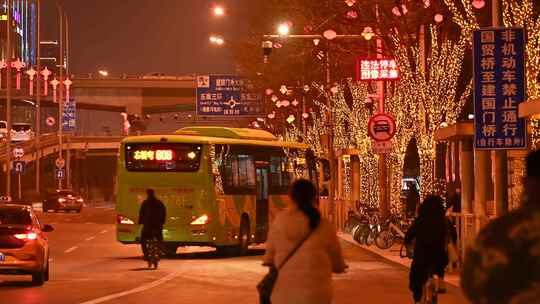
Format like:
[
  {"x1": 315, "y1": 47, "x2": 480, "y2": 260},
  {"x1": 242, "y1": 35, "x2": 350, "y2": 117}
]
[{"x1": 338, "y1": 232, "x2": 461, "y2": 288}]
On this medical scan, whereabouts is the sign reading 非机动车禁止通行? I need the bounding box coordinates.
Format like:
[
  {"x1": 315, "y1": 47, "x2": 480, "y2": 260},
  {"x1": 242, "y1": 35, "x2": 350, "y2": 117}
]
[
  {"x1": 473, "y1": 28, "x2": 527, "y2": 150},
  {"x1": 196, "y1": 75, "x2": 263, "y2": 116},
  {"x1": 62, "y1": 99, "x2": 76, "y2": 132}
]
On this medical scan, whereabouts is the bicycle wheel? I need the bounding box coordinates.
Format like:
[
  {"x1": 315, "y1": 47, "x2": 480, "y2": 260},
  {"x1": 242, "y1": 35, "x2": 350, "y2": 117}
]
[
  {"x1": 366, "y1": 229, "x2": 376, "y2": 246},
  {"x1": 375, "y1": 230, "x2": 395, "y2": 249},
  {"x1": 352, "y1": 224, "x2": 364, "y2": 244}
]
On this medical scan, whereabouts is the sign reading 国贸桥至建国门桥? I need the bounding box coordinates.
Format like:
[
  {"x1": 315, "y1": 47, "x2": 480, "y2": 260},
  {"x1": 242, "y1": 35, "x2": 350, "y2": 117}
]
[
  {"x1": 196, "y1": 75, "x2": 263, "y2": 116},
  {"x1": 473, "y1": 28, "x2": 527, "y2": 150}
]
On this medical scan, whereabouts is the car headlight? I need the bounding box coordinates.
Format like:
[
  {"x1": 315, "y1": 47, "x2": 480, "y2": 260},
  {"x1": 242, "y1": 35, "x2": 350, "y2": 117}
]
[
  {"x1": 190, "y1": 214, "x2": 209, "y2": 225},
  {"x1": 58, "y1": 198, "x2": 66, "y2": 202},
  {"x1": 117, "y1": 215, "x2": 135, "y2": 225}
]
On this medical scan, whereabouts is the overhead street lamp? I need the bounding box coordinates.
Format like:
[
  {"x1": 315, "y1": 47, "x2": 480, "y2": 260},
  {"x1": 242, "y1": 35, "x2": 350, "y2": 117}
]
[
  {"x1": 212, "y1": 5, "x2": 225, "y2": 16},
  {"x1": 277, "y1": 23, "x2": 290, "y2": 36},
  {"x1": 209, "y1": 35, "x2": 225, "y2": 45}
]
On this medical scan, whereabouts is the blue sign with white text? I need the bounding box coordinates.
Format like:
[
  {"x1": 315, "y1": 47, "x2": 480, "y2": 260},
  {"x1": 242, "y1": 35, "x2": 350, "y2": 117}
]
[
  {"x1": 63, "y1": 99, "x2": 76, "y2": 132},
  {"x1": 473, "y1": 28, "x2": 527, "y2": 150},
  {"x1": 196, "y1": 75, "x2": 263, "y2": 116}
]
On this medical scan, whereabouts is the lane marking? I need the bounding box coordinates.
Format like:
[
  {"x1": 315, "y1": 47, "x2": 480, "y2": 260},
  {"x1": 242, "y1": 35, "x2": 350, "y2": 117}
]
[
  {"x1": 64, "y1": 246, "x2": 78, "y2": 253},
  {"x1": 100, "y1": 230, "x2": 108, "y2": 234},
  {"x1": 85, "y1": 236, "x2": 95, "y2": 241},
  {"x1": 78, "y1": 272, "x2": 180, "y2": 304}
]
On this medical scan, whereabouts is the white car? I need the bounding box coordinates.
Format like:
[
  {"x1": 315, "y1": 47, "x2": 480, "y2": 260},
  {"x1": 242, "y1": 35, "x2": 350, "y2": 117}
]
[{"x1": 11, "y1": 123, "x2": 35, "y2": 142}]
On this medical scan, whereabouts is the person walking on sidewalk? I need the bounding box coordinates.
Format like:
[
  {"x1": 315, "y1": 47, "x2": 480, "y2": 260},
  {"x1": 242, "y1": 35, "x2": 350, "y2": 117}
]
[
  {"x1": 262, "y1": 179, "x2": 347, "y2": 304},
  {"x1": 461, "y1": 149, "x2": 540, "y2": 304},
  {"x1": 404, "y1": 195, "x2": 449, "y2": 304}
]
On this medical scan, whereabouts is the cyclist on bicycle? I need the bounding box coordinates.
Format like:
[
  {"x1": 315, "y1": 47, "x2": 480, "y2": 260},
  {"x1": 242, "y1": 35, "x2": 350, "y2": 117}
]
[
  {"x1": 404, "y1": 195, "x2": 448, "y2": 304},
  {"x1": 138, "y1": 189, "x2": 166, "y2": 260}
]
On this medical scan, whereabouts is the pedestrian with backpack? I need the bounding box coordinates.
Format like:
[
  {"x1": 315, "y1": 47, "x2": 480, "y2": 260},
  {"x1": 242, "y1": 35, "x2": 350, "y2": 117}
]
[{"x1": 258, "y1": 179, "x2": 346, "y2": 304}]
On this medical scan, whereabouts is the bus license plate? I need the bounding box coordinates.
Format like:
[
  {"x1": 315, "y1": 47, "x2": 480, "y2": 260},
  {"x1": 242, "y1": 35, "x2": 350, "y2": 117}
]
[{"x1": 0, "y1": 253, "x2": 4, "y2": 262}]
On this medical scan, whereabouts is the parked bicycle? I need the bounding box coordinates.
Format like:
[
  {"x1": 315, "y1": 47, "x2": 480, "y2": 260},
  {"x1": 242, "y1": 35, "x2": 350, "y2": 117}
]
[{"x1": 375, "y1": 216, "x2": 413, "y2": 249}]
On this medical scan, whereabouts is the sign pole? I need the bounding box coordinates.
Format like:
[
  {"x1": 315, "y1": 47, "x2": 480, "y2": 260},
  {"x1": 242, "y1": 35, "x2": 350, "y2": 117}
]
[
  {"x1": 5, "y1": 0, "x2": 12, "y2": 198},
  {"x1": 376, "y1": 30, "x2": 389, "y2": 219},
  {"x1": 18, "y1": 172, "x2": 21, "y2": 201}
]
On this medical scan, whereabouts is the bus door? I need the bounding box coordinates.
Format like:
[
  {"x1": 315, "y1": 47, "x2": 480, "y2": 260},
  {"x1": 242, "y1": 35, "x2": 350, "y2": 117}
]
[{"x1": 255, "y1": 166, "x2": 269, "y2": 242}]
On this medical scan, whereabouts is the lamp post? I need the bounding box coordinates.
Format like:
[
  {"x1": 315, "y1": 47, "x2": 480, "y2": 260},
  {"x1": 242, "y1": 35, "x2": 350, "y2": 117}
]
[{"x1": 5, "y1": 0, "x2": 12, "y2": 197}]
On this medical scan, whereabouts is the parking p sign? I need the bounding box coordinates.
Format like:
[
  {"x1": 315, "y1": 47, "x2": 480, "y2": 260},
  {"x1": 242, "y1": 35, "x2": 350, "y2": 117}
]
[{"x1": 368, "y1": 113, "x2": 396, "y2": 142}]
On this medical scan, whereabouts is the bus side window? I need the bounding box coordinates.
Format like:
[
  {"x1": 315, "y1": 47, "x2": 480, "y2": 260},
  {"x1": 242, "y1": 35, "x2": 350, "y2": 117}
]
[
  {"x1": 268, "y1": 156, "x2": 290, "y2": 194},
  {"x1": 220, "y1": 146, "x2": 256, "y2": 195}
]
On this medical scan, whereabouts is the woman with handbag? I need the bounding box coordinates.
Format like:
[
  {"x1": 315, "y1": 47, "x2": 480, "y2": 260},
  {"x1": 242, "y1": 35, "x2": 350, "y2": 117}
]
[{"x1": 259, "y1": 179, "x2": 347, "y2": 304}]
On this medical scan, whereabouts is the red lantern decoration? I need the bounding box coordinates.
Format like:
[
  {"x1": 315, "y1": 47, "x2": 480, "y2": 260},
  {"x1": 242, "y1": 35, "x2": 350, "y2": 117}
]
[
  {"x1": 50, "y1": 78, "x2": 59, "y2": 103},
  {"x1": 40, "y1": 67, "x2": 52, "y2": 96},
  {"x1": 26, "y1": 68, "x2": 37, "y2": 96},
  {"x1": 11, "y1": 58, "x2": 26, "y2": 90}
]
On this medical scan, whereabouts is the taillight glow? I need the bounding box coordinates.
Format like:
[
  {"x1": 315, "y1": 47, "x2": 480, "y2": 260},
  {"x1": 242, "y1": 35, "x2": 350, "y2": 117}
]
[
  {"x1": 190, "y1": 215, "x2": 209, "y2": 225},
  {"x1": 117, "y1": 215, "x2": 135, "y2": 225},
  {"x1": 14, "y1": 232, "x2": 38, "y2": 240}
]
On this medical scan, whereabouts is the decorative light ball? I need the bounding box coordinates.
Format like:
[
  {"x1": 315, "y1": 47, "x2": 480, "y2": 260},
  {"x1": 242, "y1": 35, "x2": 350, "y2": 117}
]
[
  {"x1": 302, "y1": 113, "x2": 309, "y2": 119},
  {"x1": 286, "y1": 115, "x2": 296, "y2": 124},
  {"x1": 291, "y1": 99, "x2": 299, "y2": 107},
  {"x1": 344, "y1": 0, "x2": 356, "y2": 7},
  {"x1": 392, "y1": 5, "x2": 407, "y2": 16},
  {"x1": 346, "y1": 10, "x2": 358, "y2": 19},
  {"x1": 468, "y1": 114, "x2": 474, "y2": 120},
  {"x1": 362, "y1": 26, "x2": 375, "y2": 40},
  {"x1": 472, "y1": 0, "x2": 485, "y2": 9},
  {"x1": 303, "y1": 84, "x2": 310, "y2": 92},
  {"x1": 323, "y1": 29, "x2": 337, "y2": 40},
  {"x1": 265, "y1": 88, "x2": 273, "y2": 95},
  {"x1": 275, "y1": 101, "x2": 282, "y2": 108},
  {"x1": 279, "y1": 85, "x2": 288, "y2": 95},
  {"x1": 271, "y1": 95, "x2": 278, "y2": 102},
  {"x1": 434, "y1": 13, "x2": 444, "y2": 23},
  {"x1": 281, "y1": 100, "x2": 290, "y2": 107}
]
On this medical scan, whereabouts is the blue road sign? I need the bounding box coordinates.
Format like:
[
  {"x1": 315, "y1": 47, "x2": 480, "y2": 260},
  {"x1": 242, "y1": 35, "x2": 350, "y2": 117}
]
[
  {"x1": 55, "y1": 169, "x2": 65, "y2": 180},
  {"x1": 12, "y1": 161, "x2": 25, "y2": 174},
  {"x1": 63, "y1": 99, "x2": 76, "y2": 132},
  {"x1": 473, "y1": 27, "x2": 527, "y2": 150},
  {"x1": 196, "y1": 75, "x2": 263, "y2": 116}
]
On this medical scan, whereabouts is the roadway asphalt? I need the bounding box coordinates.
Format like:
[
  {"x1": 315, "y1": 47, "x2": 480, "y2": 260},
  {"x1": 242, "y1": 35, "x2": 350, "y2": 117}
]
[{"x1": 0, "y1": 206, "x2": 468, "y2": 304}]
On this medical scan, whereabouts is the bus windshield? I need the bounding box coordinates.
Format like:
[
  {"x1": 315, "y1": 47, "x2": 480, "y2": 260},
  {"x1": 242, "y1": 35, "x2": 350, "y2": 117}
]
[{"x1": 125, "y1": 143, "x2": 202, "y2": 172}]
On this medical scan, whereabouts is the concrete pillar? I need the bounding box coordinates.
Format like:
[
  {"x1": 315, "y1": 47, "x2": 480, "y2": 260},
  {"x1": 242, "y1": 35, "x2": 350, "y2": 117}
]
[
  {"x1": 459, "y1": 139, "x2": 474, "y2": 213},
  {"x1": 337, "y1": 157, "x2": 343, "y2": 199},
  {"x1": 474, "y1": 150, "x2": 490, "y2": 216},
  {"x1": 352, "y1": 158, "x2": 360, "y2": 202},
  {"x1": 494, "y1": 150, "x2": 508, "y2": 216}
]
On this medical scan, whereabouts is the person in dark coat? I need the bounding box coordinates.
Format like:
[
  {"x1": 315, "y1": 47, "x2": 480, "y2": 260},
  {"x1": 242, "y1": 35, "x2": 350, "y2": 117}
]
[
  {"x1": 405, "y1": 195, "x2": 449, "y2": 303},
  {"x1": 138, "y1": 189, "x2": 166, "y2": 259},
  {"x1": 405, "y1": 182, "x2": 420, "y2": 218},
  {"x1": 461, "y1": 149, "x2": 540, "y2": 303}
]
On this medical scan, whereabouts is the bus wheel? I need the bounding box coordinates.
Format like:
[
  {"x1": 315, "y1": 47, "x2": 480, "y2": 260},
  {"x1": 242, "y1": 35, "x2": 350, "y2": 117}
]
[
  {"x1": 162, "y1": 242, "x2": 178, "y2": 257},
  {"x1": 237, "y1": 218, "x2": 251, "y2": 256}
]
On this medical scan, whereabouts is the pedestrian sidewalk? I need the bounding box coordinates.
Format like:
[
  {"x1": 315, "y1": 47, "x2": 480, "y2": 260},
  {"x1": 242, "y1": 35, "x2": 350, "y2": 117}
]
[{"x1": 338, "y1": 232, "x2": 461, "y2": 288}]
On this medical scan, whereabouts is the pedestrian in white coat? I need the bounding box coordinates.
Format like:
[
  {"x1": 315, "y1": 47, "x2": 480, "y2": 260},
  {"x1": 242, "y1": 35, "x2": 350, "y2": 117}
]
[{"x1": 263, "y1": 179, "x2": 347, "y2": 304}]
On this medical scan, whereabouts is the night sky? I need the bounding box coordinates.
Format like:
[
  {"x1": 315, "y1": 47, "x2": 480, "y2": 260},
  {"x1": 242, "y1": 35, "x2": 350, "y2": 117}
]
[{"x1": 42, "y1": 0, "x2": 240, "y2": 76}]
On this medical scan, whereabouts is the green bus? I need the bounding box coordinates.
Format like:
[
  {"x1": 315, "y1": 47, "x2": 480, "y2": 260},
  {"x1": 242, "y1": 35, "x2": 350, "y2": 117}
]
[{"x1": 116, "y1": 127, "x2": 318, "y2": 255}]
